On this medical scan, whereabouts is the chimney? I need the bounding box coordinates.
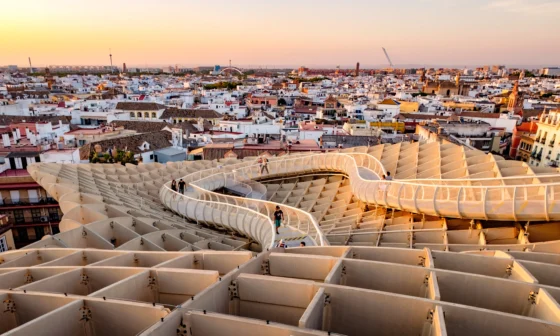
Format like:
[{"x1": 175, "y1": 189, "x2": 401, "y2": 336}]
[
  {"x1": 15, "y1": 128, "x2": 21, "y2": 140},
  {"x1": 2, "y1": 133, "x2": 11, "y2": 147},
  {"x1": 29, "y1": 132, "x2": 37, "y2": 146},
  {"x1": 12, "y1": 129, "x2": 18, "y2": 142},
  {"x1": 59, "y1": 120, "x2": 63, "y2": 128},
  {"x1": 25, "y1": 127, "x2": 31, "y2": 139}
]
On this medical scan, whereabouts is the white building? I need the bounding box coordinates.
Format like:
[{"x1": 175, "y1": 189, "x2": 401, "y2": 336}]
[{"x1": 532, "y1": 110, "x2": 560, "y2": 167}]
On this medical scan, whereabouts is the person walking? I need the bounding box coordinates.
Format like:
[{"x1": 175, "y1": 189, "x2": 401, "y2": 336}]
[
  {"x1": 171, "y1": 179, "x2": 177, "y2": 192},
  {"x1": 385, "y1": 171, "x2": 393, "y2": 181},
  {"x1": 273, "y1": 205, "x2": 284, "y2": 235},
  {"x1": 260, "y1": 156, "x2": 269, "y2": 175},
  {"x1": 178, "y1": 179, "x2": 186, "y2": 194}
]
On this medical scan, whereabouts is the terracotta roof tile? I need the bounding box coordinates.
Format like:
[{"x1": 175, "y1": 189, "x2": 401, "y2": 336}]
[
  {"x1": 79, "y1": 131, "x2": 172, "y2": 160},
  {"x1": 160, "y1": 108, "x2": 221, "y2": 119},
  {"x1": 111, "y1": 120, "x2": 198, "y2": 134}
]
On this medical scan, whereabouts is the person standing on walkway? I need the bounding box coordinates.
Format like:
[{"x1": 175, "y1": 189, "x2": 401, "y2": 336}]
[
  {"x1": 260, "y1": 156, "x2": 270, "y2": 175},
  {"x1": 273, "y1": 205, "x2": 284, "y2": 235},
  {"x1": 171, "y1": 179, "x2": 177, "y2": 192},
  {"x1": 378, "y1": 175, "x2": 388, "y2": 199},
  {"x1": 178, "y1": 179, "x2": 186, "y2": 194},
  {"x1": 385, "y1": 171, "x2": 393, "y2": 181}
]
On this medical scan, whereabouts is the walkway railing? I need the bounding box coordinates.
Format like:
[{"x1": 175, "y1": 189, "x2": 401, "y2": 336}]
[{"x1": 160, "y1": 152, "x2": 560, "y2": 249}]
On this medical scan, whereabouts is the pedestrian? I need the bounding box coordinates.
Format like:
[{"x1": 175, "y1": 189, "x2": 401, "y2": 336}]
[
  {"x1": 300, "y1": 242, "x2": 306, "y2": 247},
  {"x1": 171, "y1": 179, "x2": 177, "y2": 192},
  {"x1": 260, "y1": 156, "x2": 269, "y2": 174},
  {"x1": 386, "y1": 171, "x2": 393, "y2": 181},
  {"x1": 273, "y1": 205, "x2": 284, "y2": 235},
  {"x1": 378, "y1": 175, "x2": 387, "y2": 199},
  {"x1": 277, "y1": 239, "x2": 286, "y2": 248},
  {"x1": 178, "y1": 178, "x2": 186, "y2": 194}
]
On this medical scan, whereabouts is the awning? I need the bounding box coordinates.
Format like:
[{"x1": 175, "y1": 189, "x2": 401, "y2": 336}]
[{"x1": 189, "y1": 148, "x2": 204, "y2": 155}]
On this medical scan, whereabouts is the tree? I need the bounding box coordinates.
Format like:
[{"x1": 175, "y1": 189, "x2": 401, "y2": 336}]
[{"x1": 203, "y1": 81, "x2": 241, "y2": 90}]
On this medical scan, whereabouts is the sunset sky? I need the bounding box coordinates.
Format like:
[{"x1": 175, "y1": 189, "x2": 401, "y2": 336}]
[{"x1": 1, "y1": 0, "x2": 559, "y2": 68}]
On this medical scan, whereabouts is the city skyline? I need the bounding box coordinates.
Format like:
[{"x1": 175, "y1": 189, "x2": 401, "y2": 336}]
[{"x1": 1, "y1": 0, "x2": 560, "y2": 68}]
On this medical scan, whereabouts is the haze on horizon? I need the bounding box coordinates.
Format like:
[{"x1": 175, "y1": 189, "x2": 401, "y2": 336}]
[{"x1": 1, "y1": 0, "x2": 559, "y2": 68}]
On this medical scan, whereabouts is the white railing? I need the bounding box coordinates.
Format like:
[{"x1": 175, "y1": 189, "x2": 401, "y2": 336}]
[
  {"x1": 160, "y1": 156, "x2": 330, "y2": 249},
  {"x1": 160, "y1": 152, "x2": 560, "y2": 250}
]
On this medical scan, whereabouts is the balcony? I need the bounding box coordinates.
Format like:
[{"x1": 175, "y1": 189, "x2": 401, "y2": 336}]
[
  {"x1": 550, "y1": 141, "x2": 556, "y2": 148},
  {"x1": 536, "y1": 137, "x2": 541, "y2": 143},
  {"x1": 0, "y1": 197, "x2": 58, "y2": 208},
  {"x1": 13, "y1": 216, "x2": 60, "y2": 225},
  {"x1": 540, "y1": 138, "x2": 546, "y2": 144}
]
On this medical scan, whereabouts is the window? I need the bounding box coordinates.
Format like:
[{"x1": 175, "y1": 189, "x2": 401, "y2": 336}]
[
  {"x1": 16, "y1": 228, "x2": 28, "y2": 242},
  {"x1": 35, "y1": 226, "x2": 45, "y2": 240},
  {"x1": 150, "y1": 154, "x2": 154, "y2": 160},
  {"x1": 144, "y1": 112, "x2": 150, "y2": 118},
  {"x1": 0, "y1": 236, "x2": 8, "y2": 252},
  {"x1": 10, "y1": 190, "x2": 20, "y2": 203},
  {"x1": 130, "y1": 112, "x2": 135, "y2": 118},
  {"x1": 14, "y1": 210, "x2": 24, "y2": 224},
  {"x1": 28, "y1": 189, "x2": 39, "y2": 203},
  {"x1": 151, "y1": 112, "x2": 156, "y2": 118},
  {"x1": 48, "y1": 208, "x2": 60, "y2": 221},
  {"x1": 31, "y1": 208, "x2": 42, "y2": 222}
]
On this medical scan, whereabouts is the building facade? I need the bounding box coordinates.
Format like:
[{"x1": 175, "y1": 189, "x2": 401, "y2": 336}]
[{"x1": 531, "y1": 109, "x2": 560, "y2": 167}]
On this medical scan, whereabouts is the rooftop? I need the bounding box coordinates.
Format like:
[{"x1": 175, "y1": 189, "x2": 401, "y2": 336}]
[{"x1": 5, "y1": 141, "x2": 560, "y2": 335}]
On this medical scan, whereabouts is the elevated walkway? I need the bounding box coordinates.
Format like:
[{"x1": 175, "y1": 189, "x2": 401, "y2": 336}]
[{"x1": 160, "y1": 151, "x2": 560, "y2": 250}]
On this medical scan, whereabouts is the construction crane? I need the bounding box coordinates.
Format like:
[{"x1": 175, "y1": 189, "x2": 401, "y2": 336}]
[{"x1": 382, "y1": 47, "x2": 394, "y2": 68}]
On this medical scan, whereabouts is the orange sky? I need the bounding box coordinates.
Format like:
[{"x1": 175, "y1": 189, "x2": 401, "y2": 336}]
[{"x1": 2, "y1": 0, "x2": 559, "y2": 68}]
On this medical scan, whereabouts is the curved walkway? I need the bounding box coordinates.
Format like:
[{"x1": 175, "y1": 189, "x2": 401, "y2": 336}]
[{"x1": 161, "y1": 151, "x2": 560, "y2": 250}]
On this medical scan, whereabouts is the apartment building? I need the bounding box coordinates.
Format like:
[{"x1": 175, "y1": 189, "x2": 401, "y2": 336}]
[
  {"x1": 0, "y1": 120, "x2": 68, "y2": 247},
  {"x1": 0, "y1": 179, "x2": 61, "y2": 248},
  {"x1": 531, "y1": 109, "x2": 560, "y2": 167},
  {"x1": 0, "y1": 214, "x2": 14, "y2": 251},
  {"x1": 115, "y1": 102, "x2": 167, "y2": 121}
]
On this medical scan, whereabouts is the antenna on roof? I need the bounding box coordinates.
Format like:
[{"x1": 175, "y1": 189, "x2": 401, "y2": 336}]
[{"x1": 109, "y1": 49, "x2": 114, "y2": 74}]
